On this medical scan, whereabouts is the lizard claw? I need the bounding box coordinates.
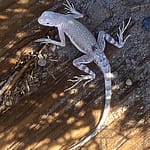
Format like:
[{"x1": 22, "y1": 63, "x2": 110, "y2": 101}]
[
  {"x1": 64, "y1": 75, "x2": 94, "y2": 92},
  {"x1": 117, "y1": 17, "x2": 131, "y2": 47},
  {"x1": 64, "y1": 0, "x2": 75, "y2": 11},
  {"x1": 64, "y1": 0, "x2": 83, "y2": 18}
]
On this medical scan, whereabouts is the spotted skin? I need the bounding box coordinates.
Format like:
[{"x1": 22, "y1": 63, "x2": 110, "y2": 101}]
[{"x1": 35, "y1": 0, "x2": 131, "y2": 149}]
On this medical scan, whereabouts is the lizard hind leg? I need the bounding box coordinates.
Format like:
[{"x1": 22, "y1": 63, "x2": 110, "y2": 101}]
[
  {"x1": 97, "y1": 17, "x2": 131, "y2": 50},
  {"x1": 65, "y1": 55, "x2": 95, "y2": 91}
]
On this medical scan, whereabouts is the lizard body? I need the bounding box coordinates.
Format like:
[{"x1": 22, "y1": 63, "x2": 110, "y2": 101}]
[
  {"x1": 37, "y1": 11, "x2": 98, "y2": 54},
  {"x1": 35, "y1": 0, "x2": 131, "y2": 149}
]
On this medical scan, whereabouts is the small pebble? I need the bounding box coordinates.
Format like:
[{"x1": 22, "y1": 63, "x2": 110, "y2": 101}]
[
  {"x1": 126, "y1": 79, "x2": 132, "y2": 86},
  {"x1": 5, "y1": 100, "x2": 13, "y2": 106},
  {"x1": 38, "y1": 59, "x2": 47, "y2": 66},
  {"x1": 142, "y1": 16, "x2": 150, "y2": 31}
]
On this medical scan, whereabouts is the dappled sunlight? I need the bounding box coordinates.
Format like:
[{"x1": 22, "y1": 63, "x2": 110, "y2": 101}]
[
  {"x1": 21, "y1": 46, "x2": 35, "y2": 55},
  {"x1": 57, "y1": 136, "x2": 67, "y2": 144},
  {"x1": 8, "y1": 58, "x2": 18, "y2": 64},
  {"x1": 74, "y1": 101, "x2": 84, "y2": 109},
  {"x1": 32, "y1": 138, "x2": 51, "y2": 150},
  {"x1": 0, "y1": 132, "x2": 4, "y2": 139},
  {"x1": 68, "y1": 88, "x2": 79, "y2": 95},
  {"x1": 47, "y1": 144, "x2": 61, "y2": 150},
  {"x1": 0, "y1": 0, "x2": 149, "y2": 149},
  {"x1": 0, "y1": 0, "x2": 96, "y2": 149},
  {"x1": 0, "y1": 45, "x2": 35, "y2": 82},
  {"x1": 0, "y1": 0, "x2": 54, "y2": 55},
  {"x1": 71, "y1": 124, "x2": 90, "y2": 138},
  {"x1": 2, "y1": 30, "x2": 32, "y2": 52},
  {"x1": 29, "y1": 123, "x2": 40, "y2": 130},
  {"x1": 26, "y1": 13, "x2": 35, "y2": 17},
  {"x1": 59, "y1": 92, "x2": 65, "y2": 97},
  {"x1": 66, "y1": 116, "x2": 76, "y2": 125},
  {"x1": 6, "y1": 8, "x2": 27, "y2": 13},
  {"x1": 5, "y1": 40, "x2": 16, "y2": 49},
  {"x1": 0, "y1": 126, "x2": 19, "y2": 146},
  {"x1": 1, "y1": 69, "x2": 8, "y2": 74},
  {"x1": 16, "y1": 31, "x2": 28, "y2": 39},
  {"x1": 0, "y1": 15, "x2": 8, "y2": 20},
  {"x1": 51, "y1": 92, "x2": 59, "y2": 99},
  {"x1": 88, "y1": 82, "x2": 96, "y2": 88},
  {"x1": 17, "y1": 0, "x2": 30, "y2": 5}
]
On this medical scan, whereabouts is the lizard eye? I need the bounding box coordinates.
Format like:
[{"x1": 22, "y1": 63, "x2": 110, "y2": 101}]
[{"x1": 46, "y1": 22, "x2": 50, "y2": 25}]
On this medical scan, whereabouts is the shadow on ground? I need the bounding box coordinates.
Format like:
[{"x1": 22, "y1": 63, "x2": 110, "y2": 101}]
[{"x1": 0, "y1": 0, "x2": 149, "y2": 149}]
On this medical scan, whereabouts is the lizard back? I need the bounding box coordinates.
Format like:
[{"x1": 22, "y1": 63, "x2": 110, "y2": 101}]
[{"x1": 62, "y1": 16, "x2": 98, "y2": 54}]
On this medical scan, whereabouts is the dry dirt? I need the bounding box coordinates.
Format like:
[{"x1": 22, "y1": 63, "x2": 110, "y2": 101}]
[{"x1": 0, "y1": 0, "x2": 150, "y2": 150}]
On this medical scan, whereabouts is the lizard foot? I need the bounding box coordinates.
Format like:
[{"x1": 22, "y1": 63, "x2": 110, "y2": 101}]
[
  {"x1": 64, "y1": 0, "x2": 75, "y2": 12},
  {"x1": 63, "y1": 0, "x2": 83, "y2": 18},
  {"x1": 117, "y1": 17, "x2": 131, "y2": 47},
  {"x1": 64, "y1": 75, "x2": 94, "y2": 91}
]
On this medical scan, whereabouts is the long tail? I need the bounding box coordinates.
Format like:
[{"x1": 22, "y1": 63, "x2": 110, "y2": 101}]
[{"x1": 69, "y1": 52, "x2": 112, "y2": 150}]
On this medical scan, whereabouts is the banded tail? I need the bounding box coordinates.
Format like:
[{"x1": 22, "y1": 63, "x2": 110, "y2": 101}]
[{"x1": 69, "y1": 51, "x2": 112, "y2": 150}]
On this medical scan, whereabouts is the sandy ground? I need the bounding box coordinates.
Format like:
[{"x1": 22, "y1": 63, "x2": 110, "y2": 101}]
[{"x1": 0, "y1": 0, "x2": 150, "y2": 149}]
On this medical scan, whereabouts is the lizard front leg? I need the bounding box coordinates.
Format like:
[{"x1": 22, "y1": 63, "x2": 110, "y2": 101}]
[
  {"x1": 35, "y1": 27, "x2": 66, "y2": 47},
  {"x1": 65, "y1": 55, "x2": 95, "y2": 91},
  {"x1": 64, "y1": 0, "x2": 83, "y2": 19},
  {"x1": 97, "y1": 17, "x2": 131, "y2": 51}
]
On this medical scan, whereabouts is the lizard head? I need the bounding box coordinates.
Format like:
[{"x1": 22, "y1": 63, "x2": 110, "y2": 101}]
[{"x1": 38, "y1": 11, "x2": 58, "y2": 27}]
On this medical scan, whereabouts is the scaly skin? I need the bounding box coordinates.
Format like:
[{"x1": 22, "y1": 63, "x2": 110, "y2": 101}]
[{"x1": 35, "y1": 0, "x2": 131, "y2": 149}]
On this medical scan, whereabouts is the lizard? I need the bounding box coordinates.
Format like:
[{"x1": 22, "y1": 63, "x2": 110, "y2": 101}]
[{"x1": 35, "y1": 0, "x2": 131, "y2": 149}]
